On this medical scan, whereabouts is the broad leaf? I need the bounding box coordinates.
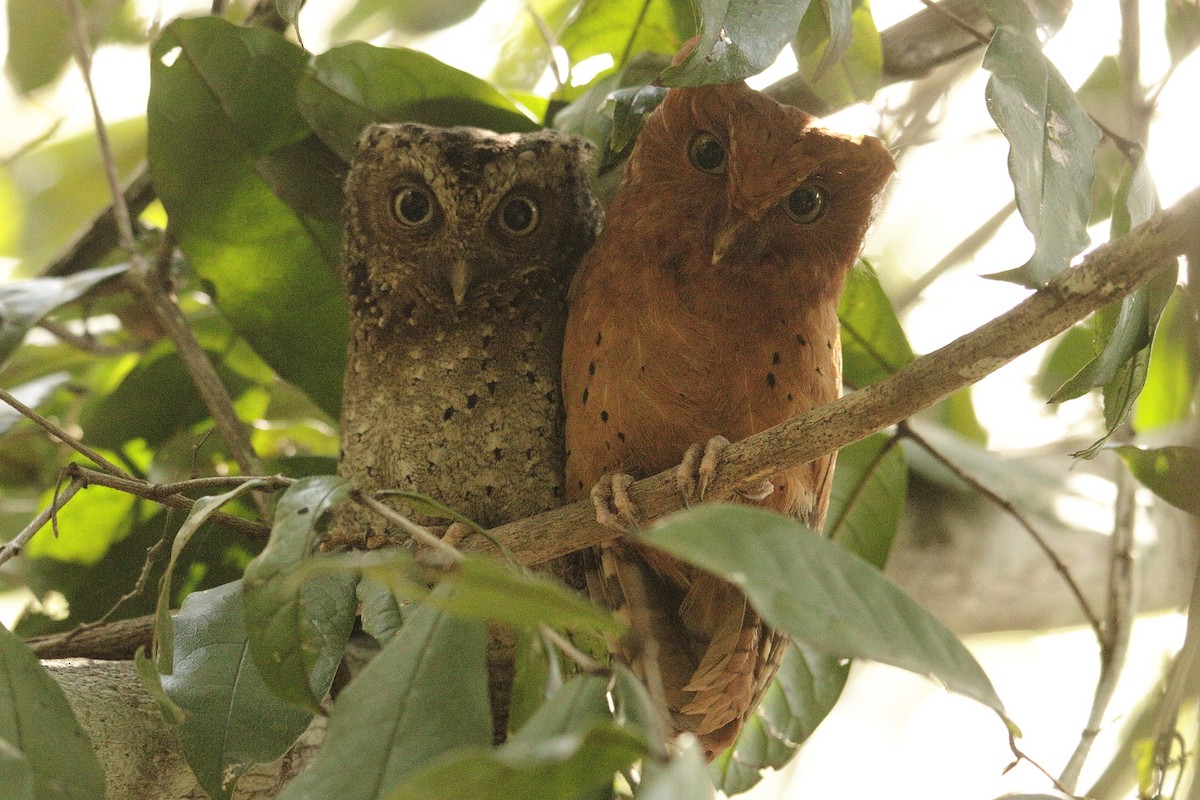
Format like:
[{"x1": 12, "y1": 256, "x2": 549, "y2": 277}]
[
  {"x1": 25, "y1": 478, "x2": 138, "y2": 564},
  {"x1": 1134, "y1": 289, "x2": 1199, "y2": 431},
  {"x1": 164, "y1": 580, "x2": 316, "y2": 800},
  {"x1": 152, "y1": 480, "x2": 268, "y2": 675},
  {"x1": 557, "y1": 0, "x2": 694, "y2": 96},
  {"x1": 839, "y1": 262, "x2": 914, "y2": 387},
  {"x1": 638, "y1": 505, "x2": 1006, "y2": 715},
  {"x1": 0, "y1": 624, "x2": 106, "y2": 800},
  {"x1": 792, "y1": 0, "x2": 881, "y2": 108},
  {"x1": 0, "y1": 265, "x2": 127, "y2": 368},
  {"x1": 298, "y1": 43, "x2": 540, "y2": 161},
  {"x1": 385, "y1": 674, "x2": 644, "y2": 800},
  {"x1": 278, "y1": 590, "x2": 492, "y2": 800},
  {"x1": 0, "y1": 737, "x2": 33, "y2": 800},
  {"x1": 148, "y1": 17, "x2": 348, "y2": 416},
  {"x1": 640, "y1": 734, "x2": 714, "y2": 799},
  {"x1": 243, "y1": 476, "x2": 356, "y2": 713},
  {"x1": 983, "y1": 29, "x2": 1102, "y2": 287},
  {"x1": 712, "y1": 642, "x2": 849, "y2": 794},
  {"x1": 357, "y1": 575, "x2": 404, "y2": 645},
  {"x1": 1113, "y1": 446, "x2": 1200, "y2": 516},
  {"x1": 5, "y1": 0, "x2": 142, "y2": 94},
  {"x1": 660, "y1": 0, "x2": 815, "y2": 86},
  {"x1": 826, "y1": 433, "x2": 906, "y2": 569}
]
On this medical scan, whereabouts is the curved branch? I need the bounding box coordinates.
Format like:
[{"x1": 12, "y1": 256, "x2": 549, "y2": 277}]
[{"x1": 462, "y1": 183, "x2": 1200, "y2": 566}]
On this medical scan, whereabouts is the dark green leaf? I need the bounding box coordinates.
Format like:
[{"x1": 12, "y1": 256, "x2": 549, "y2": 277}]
[
  {"x1": 153, "y1": 481, "x2": 268, "y2": 675},
  {"x1": 1134, "y1": 289, "x2": 1199, "y2": 431},
  {"x1": 385, "y1": 679, "x2": 644, "y2": 800},
  {"x1": 0, "y1": 373, "x2": 68, "y2": 437},
  {"x1": 80, "y1": 345, "x2": 255, "y2": 451},
  {"x1": 508, "y1": 630, "x2": 561, "y2": 735},
  {"x1": 434, "y1": 557, "x2": 621, "y2": 633},
  {"x1": 135, "y1": 645, "x2": 187, "y2": 725},
  {"x1": 275, "y1": 0, "x2": 304, "y2": 27},
  {"x1": 243, "y1": 476, "x2": 355, "y2": 713},
  {"x1": 148, "y1": 17, "x2": 347, "y2": 416},
  {"x1": 605, "y1": 85, "x2": 670, "y2": 152},
  {"x1": 839, "y1": 261, "x2": 914, "y2": 387},
  {"x1": 1034, "y1": 325, "x2": 1094, "y2": 401},
  {"x1": 983, "y1": 29, "x2": 1102, "y2": 287},
  {"x1": 638, "y1": 505, "x2": 1006, "y2": 714},
  {"x1": 165, "y1": 580, "x2": 315, "y2": 800},
  {"x1": 277, "y1": 590, "x2": 492, "y2": 800},
  {"x1": 0, "y1": 623, "x2": 106, "y2": 800},
  {"x1": 660, "y1": 0, "x2": 815, "y2": 86},
  {"x1": 0, "y1": 265, "x2": 127, "y2": 368},
  {"x1": 640, "y1": 734, "x2": 714, "y2": 799},
  {"x1": 298, "y1": 43, "x2": 540, "y2": 162},
  {"x1": 826, "y1": 433, "x2": 906, "y2": 569},
  {"x1": 610, "y1": 664, "x2": 668, "y2": 751},
  {"x1": 1167, "y1": 0, "x2": 1200, "y2": 65},
  {"x1": 1113, "y1": 446, "x2": 1200, "y2": 516},
  {"x1": 792, "y1": 0, "x2": 881, "y2": 107},
  {"x1": 357, "y1": 575, "x2": 404, "y2": 645},
  {"x1": 712, "y1": 642, "x2": 849, "y2": 794},
  {"x1": 0, "y1": 737, "x2": 34, "y2": 800}
]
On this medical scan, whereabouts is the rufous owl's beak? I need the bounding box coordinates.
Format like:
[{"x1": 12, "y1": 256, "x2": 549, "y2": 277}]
[
  {"x1": 449, "y1": 260, "x2": 471, "y2": 306},
  {"x1": 711, "y1": 216, "x2": 755, "y2": 265}
]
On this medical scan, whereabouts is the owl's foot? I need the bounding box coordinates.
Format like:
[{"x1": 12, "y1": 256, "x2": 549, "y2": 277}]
[
  {"x1": 590, "y1": 473, "x2": 640, "y2": 532},
  {"x1": 439, "y1": 521, "x2": 472, "y2": 549},
  {"x1": 677, "y1": 435, "x2": 774, "y2": 507}
]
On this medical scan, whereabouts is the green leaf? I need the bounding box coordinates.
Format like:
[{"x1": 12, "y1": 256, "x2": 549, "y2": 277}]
[
  {"x1": 297, "y1": 43, "x2": 540, "y2": 162},
  {"x1": 0, "y1": 737, "x2": 34, "y2": 800},
  {"x1": 712, "y1": 642, "x2": 849, "y2": 794},
  {"x1": 1113, "y1": 446, "x2": 1200, "y2": 516},
  {"x1": 357, "y1": 575, "x2": 404, "y2": 645},
  {"x1": 610, "y1": 664, "x2": 668, "y2": 751},
  {"x1": 165, "y1": 580, "x2": 315, "y2": 800},
  {"x1": 332, "y1": 0, "x2": 488, "y2": 37},
  {"x1": 638, "y1": 505, "x2": 1006, "y2": 715},
  {"x1": 838, "y1": 262, "x2": 914, "y2": 387},
  {"x1": 79, "y1": 346, "x2": 255, "y2": 450},
  {"x1": 660, "y1": 0, "x2": 815, "y2": 86},
  {"x1": 0, "y1": 265, "x2": 127, "y2": 368},
  {"x1": 243, "y1": 476, "x2": 356, "y2": 713},
  {"x1": 152, "y1": 480, "x2": 268, "y2": 675},
  {"x1": 508, "y1": 630, "x2": 561, "y2": 736},
  {"x1": 0, "y1": 623, "x2": 106, "y2": 800},
  {"x1": 434, "y1": 557, "x2": 621, "y2": 633},
  {"x1": 983, "y1": 28, "x2": 1102, "y2": 287},
  {"x1": 492, "y1": 0, "x2": 583, "y2": 92},
  {"x1": 135, "y1": 645, "x2": 187, "y2": 725},
  {"x1": 148, "y1": 17, "x2": 348, "y2": 417},
  {"x1": 1134, "y1": 289, "x2": 1199, "y2": 431},
  {"x1": 557, "y1": 0, "x2": 694, "y2": 94},
  {"x1": 4, "y1": 0, "x2": 138, "y2": 94},
  {"x1": 792, "y1": 0, "x2": 881, "y2": 108},
  {"x1": 384, "y1": 675, "x2": 644, "y2": 800},
  {"x1": 1167, "y1": 0, "x2": 1200, "y2": 66},
  {"x1": 640, "y1": 734, "x2": 714, "y2": 799},
  {"x1": 25, "y1": 481, "x2": 137, "y2": 564},
  {"x1": 826, "y1": 433, "x2": 906, "y2": 569},
  {"x1": 278, "y1": 590, "x2": 492, "y2": 800}
]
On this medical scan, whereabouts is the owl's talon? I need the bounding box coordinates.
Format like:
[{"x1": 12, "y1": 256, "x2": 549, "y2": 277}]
[
  {"x1": 591, "y1": 473, "x2": 640, "y2": 532},
  {"x1": 676, "y1": 435, "x2": 731, "y2": 506},
  {"x1": 440, "y1": 521, "x2": 471, "y2": 549}
]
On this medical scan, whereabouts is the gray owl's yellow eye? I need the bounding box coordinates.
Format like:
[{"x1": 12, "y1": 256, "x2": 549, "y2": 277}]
[
  {"x1": 498, "y1": 196, "x2": 539, "y2": 236},
  {"x1": 687, "y1": 132, "x2": 726, "y2": 174},
  {"x1": 784, "y1": 183, "x2": 828, "y2": 224},
  {"x1": 392, "y1": 187, "x2": 434, "y2": 226}
]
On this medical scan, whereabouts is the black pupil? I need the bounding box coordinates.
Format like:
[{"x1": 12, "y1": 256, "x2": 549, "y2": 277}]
[
  {"x1": 693, "y1": 137, "x2": 724, "y2": 170},
  {"x1": 788, "y1": 187, "x2": 823, "y2": 220},
  {"x1": 503, "y1": 199, "x2": 534, "y2": 232},
  {"x1": 398, "y1": 190, "x2": 430, "y2": 223}
]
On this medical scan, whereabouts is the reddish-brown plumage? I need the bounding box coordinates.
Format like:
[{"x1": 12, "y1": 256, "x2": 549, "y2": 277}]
[{"x1": 562, "y1": 79, "x2": 895, "y2": 758}]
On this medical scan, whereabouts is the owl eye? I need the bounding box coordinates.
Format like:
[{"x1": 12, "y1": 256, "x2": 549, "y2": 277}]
[
  {"x1": 784, "y1": 183, "x2": 828, "y2": 224},
  {"x1": 498, "y1": 195, "x2": 540, "y2": 236},
  {"x1": 392, "y1": 187, "x2": 434, "y2": 226},
  {"x1": 687, "y1": 132, "x2": 727, "y2": 174}
]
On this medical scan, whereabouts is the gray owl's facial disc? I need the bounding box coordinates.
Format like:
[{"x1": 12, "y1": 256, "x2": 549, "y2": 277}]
[{"x1": 341, "y1": 123, "x2": 601, "y2": 320}]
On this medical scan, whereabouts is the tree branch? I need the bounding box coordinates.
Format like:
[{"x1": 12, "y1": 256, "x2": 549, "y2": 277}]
[{"x1": 457, "y1": 184, "x2": 1200, "y2": 566}]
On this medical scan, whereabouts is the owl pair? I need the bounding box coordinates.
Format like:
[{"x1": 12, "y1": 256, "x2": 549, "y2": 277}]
[{"x1": 337, "y1": 81, "x2": 893, "y2": 758}]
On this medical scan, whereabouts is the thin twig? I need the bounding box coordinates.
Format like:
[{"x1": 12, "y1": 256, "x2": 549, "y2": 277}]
[
  {"x1": 0, "y1": 386, "x2": 132, "y2": 479},
  {"x1": 0, "y1": 478, "x2": 85, "y2": 567},
  {"x1": 1007, "y1": 732, "x2": 1078, "y2": 797},
  {"x1": 616, "y1": 0, "x2": 654, "y2": 72},
  {"x1": 539, "y1": 625, "x2": 604, "y2": 674},
  {"x1": 899, "y1": 422, "x2": 1103, "y2": 637},
  {"x1": 37, "y1": 318, "x2": 145, "y2": 357},
  {"x1": 352, "y1": 490, "x2": 463, "y2": 562}
]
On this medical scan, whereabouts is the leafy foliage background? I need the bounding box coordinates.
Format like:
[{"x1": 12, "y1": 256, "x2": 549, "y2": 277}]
[{"x1": 0, "y1": 0, "x2": 1197, "y2": 799}]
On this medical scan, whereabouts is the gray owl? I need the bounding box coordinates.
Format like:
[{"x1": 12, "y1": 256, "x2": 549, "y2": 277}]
[{"x1": 328, "y1": 122, "x2": 601, "y2": 734}]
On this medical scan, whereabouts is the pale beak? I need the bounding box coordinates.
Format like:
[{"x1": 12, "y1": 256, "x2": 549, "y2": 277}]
[
  {"x1": 450, "y1": 260, "x2": 471, "y2": 306},
  {"x1": 712, "y1": 216, "x2": 754, "y2": 265}
]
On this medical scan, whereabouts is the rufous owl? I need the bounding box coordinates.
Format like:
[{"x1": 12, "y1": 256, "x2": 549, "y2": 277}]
[{"x1": 562, "y1": 81, "x2": 895, "y2": 758}]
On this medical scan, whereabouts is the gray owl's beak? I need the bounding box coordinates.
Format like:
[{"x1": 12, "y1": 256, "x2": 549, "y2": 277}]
[
  {"x1": 449, "y1": 260, "x2": 471, "y2": 306},
  {"x1": 712, "y1": 217, "x2": 754, "y2": 265}
]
